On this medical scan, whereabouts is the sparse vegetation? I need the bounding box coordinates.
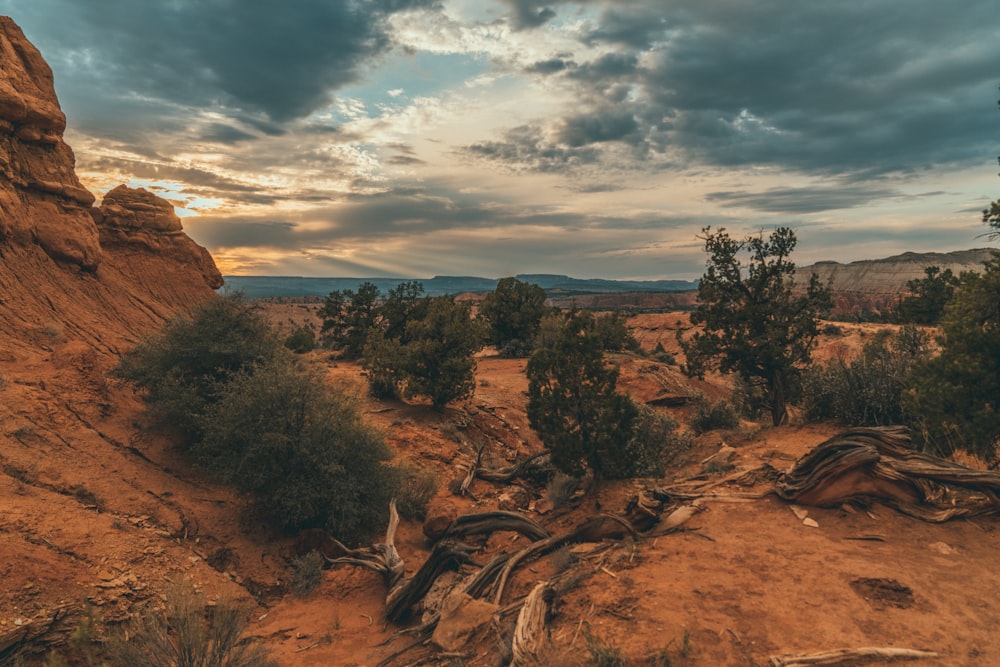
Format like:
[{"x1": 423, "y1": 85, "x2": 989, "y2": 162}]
[
  {"x1": 802, "y1": 325, "x2": 928, "y2": 426},
  {"x1": 478, "y1": 276, "x2": 549, "y2": 356},
  {"x1": 394, "y1": 464, "x2": 438, "y2": 520},
  {"x1": 527, "y1": 309, "x2": 637, "y2": 482},
  {"x1": 890, "y1": 266, "x2": 959, "y2": 325},
  {"x1": 679, "y1": 227, "x2": 831, "y2": 425},
  {"x1": 608, "y1": 404, "x2": 690, "y2": 478},
  {"x1": 690, "y1": 395, "x2": 740, "y2": 434},
  {"x1": 905, "y1": 256, "x2": 1000, "y2": 460},
  {"x1": 116, "y1": 294, "x2": 398, "y2": 543},
  {"x1": 290, "y1": 550, "x2": 325, "y2": 597},
  {"x1": 198, "y1": 356, "x2": 396, "y2": 539},
  {"x1": 114, "y1": 294, "x2": 282, "y2": 443},
  {"x1": 585, "y1": 630, "x2": 626, "y2": 667},
  {"x1": 283, "y1": 325, "x2": 317, "y2": 353},
  {"x1": 105, "y1": 586, "x2": 275, "y2": 667}
]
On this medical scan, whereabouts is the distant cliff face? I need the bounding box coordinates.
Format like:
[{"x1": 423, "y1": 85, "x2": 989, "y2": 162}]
[
  {"x1": 0, "y1": 17, "x2": 221, "y2": 351},
  {"x1": 800, "y1": 248, "x2": 996, "y2": 294}
]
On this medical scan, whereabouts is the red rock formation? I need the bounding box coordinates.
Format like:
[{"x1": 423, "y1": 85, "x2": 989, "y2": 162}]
[
  {"x1": 0, "y1": 16, "x2": 100, "y2": 269},
  {"x1": 96, "y1": 185, "x2": 223, "y2": 291},
  {"x1": 0, "y1": 17, "x2": 222, "y2": 352}
]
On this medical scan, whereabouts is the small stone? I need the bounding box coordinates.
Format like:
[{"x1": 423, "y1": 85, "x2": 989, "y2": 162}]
[{"x1": 802, "y1": 518, "x2": 819, "y2": 528}]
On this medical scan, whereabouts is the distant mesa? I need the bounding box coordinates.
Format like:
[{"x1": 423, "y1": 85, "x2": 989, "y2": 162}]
[{"x1": 219, "y1": 274, "x2": 701, "y2": 300}]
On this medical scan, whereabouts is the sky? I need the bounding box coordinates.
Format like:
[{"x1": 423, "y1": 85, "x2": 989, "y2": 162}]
[{"x1": 4, "y1": 0, "x2": 999, "y2": 279}]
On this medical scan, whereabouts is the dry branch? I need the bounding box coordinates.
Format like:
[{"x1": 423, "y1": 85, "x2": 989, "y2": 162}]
[
  {"x1": 775, "y1": 426, "x2": 1000, "y2": 521},
  {"x1": 510, "y1": 581, "x2": 554, "y2": 667},
  {"x1": 769, "y1": 646, "x2": 940, "y2": 666},
  {"x1": 438, "y1": 511, "x2": 550, "y2": 542}
]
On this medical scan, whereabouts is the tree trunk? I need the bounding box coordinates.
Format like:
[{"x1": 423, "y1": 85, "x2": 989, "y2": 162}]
[{"x1": 769, "y1": 374, "x2": 787, "y2": 426}]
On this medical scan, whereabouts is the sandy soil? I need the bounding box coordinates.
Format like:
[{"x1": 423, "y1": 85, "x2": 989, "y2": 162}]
[{"x1": 2, "y1": 308, "x2": 998, "y2": 666}]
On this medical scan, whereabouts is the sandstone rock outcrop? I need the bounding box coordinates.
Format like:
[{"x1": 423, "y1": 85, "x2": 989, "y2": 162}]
[
  {"x1": 96, "y1": 185, "x2": 223, "y2": 290},
  {"x1": 0, "y1": 16, "x2": 100, "y2": 269},
  {"x1": 800, "y1": 249, "x2": 997, "y2": 296},
  {"x1": 0, "y1": 16, "x2": 222, "y2": 352}
]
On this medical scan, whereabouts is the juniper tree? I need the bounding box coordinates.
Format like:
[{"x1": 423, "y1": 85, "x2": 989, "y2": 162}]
[{"x1": 679, "y1": 227, "x2": 831, "y2": 426}]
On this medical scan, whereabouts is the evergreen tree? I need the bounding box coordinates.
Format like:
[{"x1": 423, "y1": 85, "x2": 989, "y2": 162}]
[
  {"x1": 526, "y1": 310, "x2": 638, "y2": 480},
  {"x1": 479, "y1": 277, "x2": 548, "y2": 357},
  {"x1": 905, "y1": 256, "x2": 1000, "y2": 460},
  {"x1": 679, "y1": 227, "x2": 831, "y2": 426}
]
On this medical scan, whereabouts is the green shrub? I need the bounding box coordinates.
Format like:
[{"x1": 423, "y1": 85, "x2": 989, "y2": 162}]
[
  {"x1": 117, "y1": 294, "x2": 398, "y2": 544},
  {"x1": 199, "y1": 356, "x2": 396, "y2": 541},
  {"x1": 802, "y1": 325, "x2": 928, "y2": 427},
  {"x1": 394, "y1": 464, "x2": 438, "y2": 521},
  {"x1": 604, "y1": 404, "x2": 690, "y2": 478},
  {"x1": 690, "y1": 395, "x2": 740, "y2": 434},
  {"x1": 284, "y1": 326, "x2": 317, "y2": 353},
  {"x1": 114, "y1": 294, "x2": 281, "y2": 443},
  {"x1": 905, "y1": 257, "x2": 1000, "y2": 459},
  {"x1": 290, "y1": 551, "x2": 325, "y2": 597}
]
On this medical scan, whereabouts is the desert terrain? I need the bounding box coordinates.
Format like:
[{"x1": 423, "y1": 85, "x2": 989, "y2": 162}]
[{"x1": 2, "y1": 14, "x2": 1000, "y2": 667}]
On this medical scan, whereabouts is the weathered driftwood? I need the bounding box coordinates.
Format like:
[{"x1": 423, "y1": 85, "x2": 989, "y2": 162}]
[
  {"x1": 510, "y1": 581, "x2": 554, "y2": 667},
  {"x1": 769, "y1": 646, "x2": 940, "y2": 666},
  {"x1": 384, "y1": 541, "x2": 474, "y2": 621},
  {"x1": 775, "y1": 426, "x2": 1000, "y2": 521},
  {"x1": 460, "y1": 449, "x2": 554, "y2": 497},
  {"x1": 438, "y1": 511, "x2": 550, "y2": 543},
  {"x1": 326, "y1": 500, "x2": 404, "y2": 590},
  {"x1": 476, "y1": 451, "x2": 553, "y2": 483}
]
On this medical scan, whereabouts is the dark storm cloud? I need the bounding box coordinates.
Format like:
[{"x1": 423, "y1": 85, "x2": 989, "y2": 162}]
[
  {"x1": 199, "y1": 124, "x2": 258, "y2": 145},
  {"x1": 480, "y1": 0, "x2": 1000, "y2": 180},
  {"x1": 501, "y1": 0, "x2": 557, "y2": 29},
  {"x1": 706, "y1": 185, "x2": 902, "y2": 214},
  {"x1": 10, "y1": 0, "x2": 438, "y2": 127},
  {"x1": 524, "y1": 58, "x2": 576, "y2": 75},
  {"x1": 464, "y1": 125, "x2": 601, "y2": 172}
]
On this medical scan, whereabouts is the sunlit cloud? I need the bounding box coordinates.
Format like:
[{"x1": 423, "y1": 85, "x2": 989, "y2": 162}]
[{"x1": 4, "y1": 0, "x2": 997, "y2": 278}]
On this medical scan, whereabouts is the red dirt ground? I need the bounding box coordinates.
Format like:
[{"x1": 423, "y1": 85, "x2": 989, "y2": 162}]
[{"x1": 2, "y1": 306, "x2": 997, "y2": 666}]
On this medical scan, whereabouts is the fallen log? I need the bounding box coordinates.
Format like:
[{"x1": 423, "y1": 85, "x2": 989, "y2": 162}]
[
  {"x1": 775, "y1": 426, "x2": 1000, "y2": 521},
  {"x1": 769, "y1": 646, "x2": 940, "y2": 666},
  {"x1": 438, "y1": 511, "x2": 550, "y2": 543}
]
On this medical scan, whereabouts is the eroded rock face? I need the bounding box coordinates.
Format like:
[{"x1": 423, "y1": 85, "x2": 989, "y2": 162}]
[
  {"x1": 96, "y1": 185, "x2": 224, "y2": 289},
  {"x1": 0, "y1": 16, "x2": 100, "y2": 269}
]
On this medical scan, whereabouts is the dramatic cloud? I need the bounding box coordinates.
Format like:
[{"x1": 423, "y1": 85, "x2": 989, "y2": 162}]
[{"x1": 3, "y1": 0, "x2": 997, "y2": 278}]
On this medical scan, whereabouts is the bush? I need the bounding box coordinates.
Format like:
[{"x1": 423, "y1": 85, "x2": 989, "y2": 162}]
[
  {"x1": 290, "y1": 551, "x2": 325, "y2": 597},
  {"x1": 394, "y1": 464, "x2": 438, "y2": 521},
  {"x1": 199, "y1": 356, "x2": 396, "y2": 541},
  {"x1": 604, "y1": 405, "x2": 690, "y2": 478},
  {"x1": 114, "y1": 294, "x2": 281, "y2": 443},
  {"x1": 364, "y1": 297, "x2": 483, "y2": 409},
  {"x1": 284, "y1": 326, "x2": 317, "y2": 353},
  {"x1": 527, "y1": 310, "x2": 638, "y2": 479},
  {"x1": 106, "y1": 585, "x2": 275, "y2": 667},
  {"x1": 479, "y1": 277, "x2": 548, "y2": 356},
  {"x1": 690, "y1": 395, "x2": 740, "y2": 434},
  {"x1": 117, "y1": 294, "x2": 398, "y2": 544},
  {"x1": 593, "y1": 310, "x2": 639, "y2": 352},
  {"x1": 801, "y1": 326, "x2": 928, "y2": 426},
  {"x1": 905, "y1": 256, "x2": 1000, "y2": 459}
]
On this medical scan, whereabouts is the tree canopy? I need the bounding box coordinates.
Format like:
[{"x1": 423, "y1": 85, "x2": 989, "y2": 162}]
[
  {"x1": 478, "y1": 277, "x2": 548, "y2": 357},
  {"x1": 905, "y1": 256, "x2": 1000, "y2": 460},
  {"x1": 679, "y1": 226, "x2": 831, "y2": 426},
  {"x1": 526, "y1": 310, "x2": 638, "y2": 480}
]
